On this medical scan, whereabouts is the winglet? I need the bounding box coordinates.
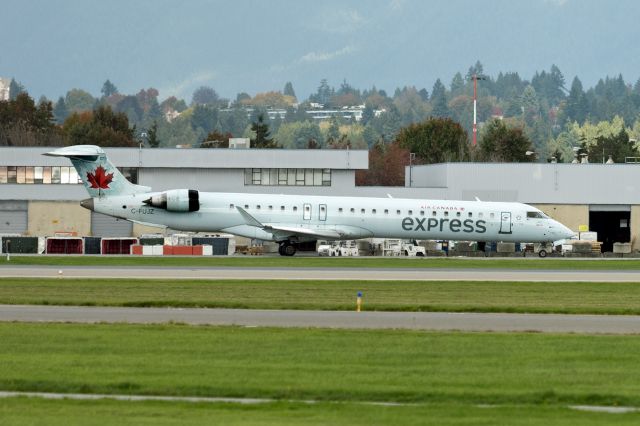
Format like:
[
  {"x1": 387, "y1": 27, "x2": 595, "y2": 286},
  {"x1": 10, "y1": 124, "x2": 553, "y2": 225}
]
[{"x1": 235, "y1": 206, "x2": 264, "y2": 228}]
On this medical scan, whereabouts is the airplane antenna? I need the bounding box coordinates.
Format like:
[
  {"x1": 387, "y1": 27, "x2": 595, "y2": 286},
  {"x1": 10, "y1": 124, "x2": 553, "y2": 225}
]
[{"x1": 387, "y1": 194, "x2": 393, "y2": 199}]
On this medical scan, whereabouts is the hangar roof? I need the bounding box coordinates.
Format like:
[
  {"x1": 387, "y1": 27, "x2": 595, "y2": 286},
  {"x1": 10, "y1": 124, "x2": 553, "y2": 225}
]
[
  {"x1": 408, "y1": 162, "x2": 640, "y2": 205},
  {"x1": 1, "y1": 147, "x2": 369, "y2": 170}
]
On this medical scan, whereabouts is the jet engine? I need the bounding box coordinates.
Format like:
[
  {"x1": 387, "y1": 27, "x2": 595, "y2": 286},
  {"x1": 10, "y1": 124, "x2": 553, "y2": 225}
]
[{"x1": 143, "y1": 189, "x2": 199, "y2": 212}]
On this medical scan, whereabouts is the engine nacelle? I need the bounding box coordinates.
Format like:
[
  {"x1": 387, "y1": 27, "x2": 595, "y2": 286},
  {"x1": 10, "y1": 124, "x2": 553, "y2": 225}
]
[{"x1": 143, "y1": 189, "x2": 199, "y2": 212}]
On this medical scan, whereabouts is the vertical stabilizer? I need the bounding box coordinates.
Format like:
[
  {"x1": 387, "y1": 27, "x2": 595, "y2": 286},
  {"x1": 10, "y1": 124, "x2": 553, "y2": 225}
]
[{"x1": 44, "y1": 145, "x2": 151, "y2": 197}]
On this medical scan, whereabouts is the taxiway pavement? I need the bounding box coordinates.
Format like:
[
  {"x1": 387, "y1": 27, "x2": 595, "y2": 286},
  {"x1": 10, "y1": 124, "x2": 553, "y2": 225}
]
[
  {"x1": 2, "y1": 265, "x2": 640, "y2": 281},
  {"x1": 2, "y1": 304, "x2": 640, "y2": 334}
]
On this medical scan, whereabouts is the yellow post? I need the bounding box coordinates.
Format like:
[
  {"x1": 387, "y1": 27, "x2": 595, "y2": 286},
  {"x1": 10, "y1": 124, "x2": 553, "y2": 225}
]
[{"x1": 356, "y1": 291, "x2": 362, "y2": 312}]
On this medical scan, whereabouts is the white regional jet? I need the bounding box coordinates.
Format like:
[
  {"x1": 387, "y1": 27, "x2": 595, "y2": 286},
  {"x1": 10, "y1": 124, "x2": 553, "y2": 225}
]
[{"x1": 45, "y1": 145, "x2": 574, "y2": 257}]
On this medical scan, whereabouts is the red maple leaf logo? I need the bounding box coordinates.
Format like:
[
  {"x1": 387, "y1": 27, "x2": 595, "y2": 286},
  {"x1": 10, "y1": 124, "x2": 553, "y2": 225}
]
[{"x1": 87, "y1": 166, "x2": 114, "y2": 189}]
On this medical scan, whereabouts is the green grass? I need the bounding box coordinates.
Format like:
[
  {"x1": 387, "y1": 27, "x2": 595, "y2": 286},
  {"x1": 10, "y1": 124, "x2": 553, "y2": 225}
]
[
  {"x1": 3, "y1": 278, "x2": 640, "y2": 314},
  {"x1": 1, "y1": 398, "x2": 639, "y2": 426},
  {"x1": 3, "y1": 255, "x2": 640, "y2": 269},
  {"x1": 2, "y1": 323, "x2": 640, "y2": 407}
]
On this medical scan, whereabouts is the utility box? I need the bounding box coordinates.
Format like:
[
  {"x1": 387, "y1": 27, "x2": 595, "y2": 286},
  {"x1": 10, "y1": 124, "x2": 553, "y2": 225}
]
[{"x1": 613, "y1": 242, "x2": 632, "y2": 254}]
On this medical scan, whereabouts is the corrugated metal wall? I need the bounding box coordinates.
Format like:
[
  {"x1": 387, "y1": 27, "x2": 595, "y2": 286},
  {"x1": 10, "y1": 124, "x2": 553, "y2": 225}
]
[
  {"x1": 0, "y1": 201, "x2": 27, "y2": 234},
  {"x1": 91, "y1": 212, "x2": 132, "y2": 237}
]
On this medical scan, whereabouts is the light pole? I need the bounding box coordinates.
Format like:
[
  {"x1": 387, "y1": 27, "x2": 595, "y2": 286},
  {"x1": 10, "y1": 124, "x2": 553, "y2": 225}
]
[{"x1": 472, "y1": 74, "x2": 487, "y2": 147}]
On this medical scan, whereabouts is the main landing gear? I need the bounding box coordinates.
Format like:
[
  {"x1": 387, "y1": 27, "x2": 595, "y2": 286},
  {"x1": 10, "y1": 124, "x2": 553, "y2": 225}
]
[{"x1": 278, "y1": 241, "x2": 297, "y2": 256}]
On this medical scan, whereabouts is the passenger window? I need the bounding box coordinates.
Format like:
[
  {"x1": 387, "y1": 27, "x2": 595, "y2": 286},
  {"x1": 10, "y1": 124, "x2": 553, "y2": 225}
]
[
  {"x1": 339, "y1": 208, "x2": 343, "y2": 213},
  {"x1": 444, "y1": 211, "x2": 449, "y2": 217},
  {"x1": 456, "y1": 212, "x2": 461, "y2": 217},
  {"x1": 468, "y1": 212, "x2": 472, "y2": 218},
  {"x1": 256, "y1": 205, "x2": 261, "y2": 210},
  {"x1": 361, "y1": 208, "x2": 365, "y2": 214},
  {"x1": 490, "y1": 213, "x2": 495, "y2": 219},
  {"x1": 350, "y1": 208, "x2": 355, "y2": 213},
  {"x1": 408, "y1": 210, "x2": 413, "y2": 215},
  {"x1": 244, "y1": 204, "x2": 249, "y2": 209},
  {"x1": 293, "y1": 206, "x2": 298, "y2": 211},
  {"x1": 230, "y1": 204, "x2": 234, "y2": 209},
  {"x1": 420, "y1": 211, "x2": 425, "y2": 216},
  {"x1": 432, "y1": 211, "x2": 436, "y2": 217},
  {"x1": 396, "y1": 210, "x2": 401, "y2": 215},
  {"x1": 268, "y1": 205, "x2": 273, "y2": 210},
  {"x1": 479, "y1": 212, "x2": 483, "y2": 218},
  {"x1": 372, "y1": 209, "x2": 376, "y2": 214},
  {"x1": 384, "y1": 209, "x2": 389, "y2": 214},
  {"x1": 280, "y1": 206, "x2": 285, "y2": 210}
]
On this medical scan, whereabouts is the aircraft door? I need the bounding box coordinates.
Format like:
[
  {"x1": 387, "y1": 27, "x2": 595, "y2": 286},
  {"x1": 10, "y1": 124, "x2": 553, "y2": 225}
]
[
  {"x1": 499, "y1": 211, "x2": 512, "y2": 234},
  {"x1": 303, "y1": 203, "x2": 312, "y2": 220},
  {"x1": 319, "y1": 204, "x2": 327, "y2": 221}
]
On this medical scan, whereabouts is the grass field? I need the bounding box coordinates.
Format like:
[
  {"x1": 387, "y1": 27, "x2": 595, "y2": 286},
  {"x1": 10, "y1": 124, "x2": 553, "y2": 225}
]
[
  {"x1": 2, "y1": 323, "x2": 640, "y2": 407},
  {"x1": 2, "y1": 398, "x2": 639, "y2": 426},
  {"x1": 2, "y1": 278, "x2": 640, "y2": 314},
  {"x1": 3, "y1": 255, "x2": 640, "y2": 269}
]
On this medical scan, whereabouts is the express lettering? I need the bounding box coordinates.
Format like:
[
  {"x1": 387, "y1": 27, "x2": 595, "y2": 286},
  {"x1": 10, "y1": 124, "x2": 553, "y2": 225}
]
[{"x1": 401, "y1": 217, "x2": 486, "y2": 234}]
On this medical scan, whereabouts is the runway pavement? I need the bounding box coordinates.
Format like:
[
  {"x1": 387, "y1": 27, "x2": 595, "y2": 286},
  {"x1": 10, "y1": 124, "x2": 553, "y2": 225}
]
[
  {"x1": 2, "y1": 304, "x2": 640, "y2": 334},
  {"x1": 2, "y1": 265, "x2": 640, "y2": 281}
]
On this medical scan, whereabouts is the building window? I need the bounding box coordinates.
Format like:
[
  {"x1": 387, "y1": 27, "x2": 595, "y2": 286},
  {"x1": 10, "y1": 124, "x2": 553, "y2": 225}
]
[
  {"x1": 0, "y1": 166, "x2": 82, "y2": 185},
  {"x1": 244, "y1": 168, "x2": 331, "y2": 187}
]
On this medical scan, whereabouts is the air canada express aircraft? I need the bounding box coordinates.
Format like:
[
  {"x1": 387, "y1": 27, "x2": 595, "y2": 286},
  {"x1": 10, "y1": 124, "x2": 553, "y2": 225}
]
[{"x1": 45, "y1": 145, "x2": 574, "y2": 256}]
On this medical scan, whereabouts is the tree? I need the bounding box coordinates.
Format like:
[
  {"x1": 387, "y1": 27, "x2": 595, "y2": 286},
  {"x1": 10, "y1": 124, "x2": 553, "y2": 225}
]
[
  {"x1": 63, "y1": 105, "x2": 136, "y2": 147},
  {"x1": 190, "y1": 104, "x2": 218, "y2": 134},
  {"x1": 283, "y1": 82, "x2": 296, "y2": 100},
  {"x1": 250, "y1": 114, "x2": 277, "y2": 148},
  {"x1": 101, "y1": 79, "x2": 118, "y2": 98},
  {"x1": 65, "y1": 89, "x2": 95, "y2": 113},
  {"x1": 326, "y1": 116, "x2": 340, "y2": 144},
  {"x1": 450, "y1": 72, "x2": 465, "y2": 96},
  {"x1": 146, "y1": 121, "x2": 160, "y2": 148},
  {"x1": 430, "y1": 79, "x2": 450, "y2": 118},
  {"x1": 563, "y1": 77, "x2": 589, "y2": 125},
  {"x1": 192, "y1": 86, "x2": 221, "y2": 106},
  {"x1": 9, "y1": 78, "x2": 25, "y2": 100},
  {"x1": 585, "y1": 128, "x2": 637, "y2": 163},
  {"x1": 53, "y1": 97, "x2": 69, "y2": 125},
  {"x1": 397, "y1": 117, "x2": 469, "y2": 164},
  {"x1": 477, "y1": 119, "x2": 533, "y2": 162},
  {"x1": 201, "y1": 130, "x2": 232, "y2": 148},
  {"x1": 355, "y1": 140, "x2": 409, "y2": 186}
]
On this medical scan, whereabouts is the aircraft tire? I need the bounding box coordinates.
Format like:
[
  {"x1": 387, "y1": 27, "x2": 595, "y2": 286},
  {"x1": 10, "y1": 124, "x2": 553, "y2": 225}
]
[{"x1": 283, "y1": 243, "x2": 296, "y2": 256}]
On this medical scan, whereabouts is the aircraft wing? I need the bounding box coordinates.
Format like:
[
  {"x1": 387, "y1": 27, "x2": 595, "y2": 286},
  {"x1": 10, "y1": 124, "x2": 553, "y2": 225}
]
[{"x1": 235, "y1": 206, "x2": 345, "y2": 240}]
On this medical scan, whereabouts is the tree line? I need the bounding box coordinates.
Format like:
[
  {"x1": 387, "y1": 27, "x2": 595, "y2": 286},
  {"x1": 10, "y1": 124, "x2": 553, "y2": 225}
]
[{"x1": 3, "y1": 61, "x2": 640, "y2": 184}]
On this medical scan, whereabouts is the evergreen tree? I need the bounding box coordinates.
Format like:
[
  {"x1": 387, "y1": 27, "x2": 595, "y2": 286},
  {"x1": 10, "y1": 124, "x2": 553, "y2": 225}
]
[
  {"x1": 283, "y1": 81, "x2": 296, "y2": 100},
  {"x1": 9, "y1": 78, "x2": 25, "y2": 100},
  {"x1": 251, "y1": 114, "x2": 277, "y2": 148},
  {"x1": 431, "y1": 79, "x2": 450, "y2": 118},
  {"x1": 450, "y1": 72, "x2": 465, "y2": 96},
  {"x1": 326, "y1": 116, "x2": 340, "y2": 144},
  {"x1": 564, "y1": 77, "x2": 588, "y2": 124},
  {"x1": 53, "y1": 97, "x2": 69, "y2": 125},
  {"x1": 361, "y1": 103, "x2": 374, "y2": 125},
  {"x1": 146, "y1": 121, "x2": 160, "y2": 148},
  {"x1": 101, "y1": 79, "x2": 118, "y2": 98}
]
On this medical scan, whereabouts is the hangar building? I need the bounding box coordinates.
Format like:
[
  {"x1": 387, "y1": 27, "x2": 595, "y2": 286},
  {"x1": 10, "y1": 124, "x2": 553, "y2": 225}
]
[{"x1": 1, "y1": 146, "x2": 639, "y2": 252}]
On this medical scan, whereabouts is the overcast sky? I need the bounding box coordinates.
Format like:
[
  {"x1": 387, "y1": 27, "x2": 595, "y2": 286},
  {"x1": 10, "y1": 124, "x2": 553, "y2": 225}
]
[{"x1": 2, "y1": 0, "x2": 640, "y2": 101}]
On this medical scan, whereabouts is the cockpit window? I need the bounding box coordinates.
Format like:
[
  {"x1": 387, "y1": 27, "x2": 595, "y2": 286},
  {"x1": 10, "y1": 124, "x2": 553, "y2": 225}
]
[{"x1": 526, "y1": 211, "x2": 547, "y2": 219}]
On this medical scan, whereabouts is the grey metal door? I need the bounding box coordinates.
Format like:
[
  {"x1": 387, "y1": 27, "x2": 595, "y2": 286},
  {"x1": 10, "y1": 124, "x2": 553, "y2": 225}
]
[{"x1": 91, "y1": 211, "x2": 133, "y2": 236}]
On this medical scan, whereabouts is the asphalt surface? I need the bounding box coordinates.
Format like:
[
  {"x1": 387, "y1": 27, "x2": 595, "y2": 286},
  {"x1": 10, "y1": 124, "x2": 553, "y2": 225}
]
[
  {"x1": 2, "y1": 304, "x2": 640, "y2": 334},
  {"x1": 2, "y1": 265, "x2": 640, "y2": 281}
]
